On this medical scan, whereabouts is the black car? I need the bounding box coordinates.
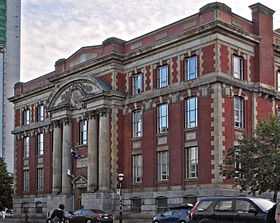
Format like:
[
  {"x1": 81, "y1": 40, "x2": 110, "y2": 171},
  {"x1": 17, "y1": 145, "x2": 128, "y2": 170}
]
[
  {"x1": 189, "y1": 196, "x2": 277, "y2": 223},
  {"x1": 69, "y1": 208, "x2": 113, "y2": 223},
  {"x1": 152, "y1": 205, "x2": 193, "y2": 223}
]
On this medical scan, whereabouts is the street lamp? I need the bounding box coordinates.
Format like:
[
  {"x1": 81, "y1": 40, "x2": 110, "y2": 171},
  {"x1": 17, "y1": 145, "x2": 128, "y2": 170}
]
[{"x1": 117, "y1": 173, "x2": 124, "y2": 223}]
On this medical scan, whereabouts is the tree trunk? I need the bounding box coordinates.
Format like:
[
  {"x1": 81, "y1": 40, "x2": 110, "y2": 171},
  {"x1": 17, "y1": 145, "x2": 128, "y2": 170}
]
[{"x1": 273, "y1": 191, "x2": 278, "y2": 202}]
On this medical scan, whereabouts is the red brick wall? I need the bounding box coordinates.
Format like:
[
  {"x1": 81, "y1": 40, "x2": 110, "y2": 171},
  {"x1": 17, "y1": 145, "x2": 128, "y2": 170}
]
[
  {"x1": 220, "y1": 45, "x2": 230, "y2": 74},
  {"x1": 257, "y1": 96, "x2": 273, "y2": 121},
  {"x1": 98, "y1": 74, "x2": 112, "y2": 86},
  {"x1": 142, "y1": 109, "x2": 156, "y2": 187},
  {"x1": 116, "y1": 72, "x2": 126, "y2": 92},
  {"x1": 202, "y1": 44, "x2": 215, "y2": 75},
  {"x1": 198, "y1": 96, "x2": 212, "y2": 184},
  {"x1": 29, "y1": 136, "x2": 37, "y2": 194},
  {"x1": 16, "y1": 139, "x2": 23, "y2": 195},
  {"x1": 145, "y1": 65, "x2": 152, "y2": 91},
  {"x1": 15, "y1": 109, "x2": 20, "y2": 127},
  {"x1": 168, "y1": 101, "x2": 184, "y2": 186},
  {"x1": 44, "y1": 133, "x2": 53, "y2": 193},
  {"x1": 171, "y1": 57, "x2": 178, "y2": 84}
]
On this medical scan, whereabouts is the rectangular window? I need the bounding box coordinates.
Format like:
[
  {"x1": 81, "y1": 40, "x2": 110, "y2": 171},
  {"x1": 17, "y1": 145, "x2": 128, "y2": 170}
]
[
  {"x1": 186, "y1": 56, "x2": 198, "y2": 80},
  {"x1": 233, "y1": 55, "x2": 243, "y2": 79},
  {"x1": 79, "y1": 120, "x2": 88, "y2": 145},
  {"x1": 24, "y1": 137, "x2": 30, "y2": 159},
  {"x1": 234, "y1": 97, "x2": 244, "y2": 128},
  {"x1": 37, "y1": 168, "x2": 44, "y2": 192},
  {"x1": 132, "y1": 74, "x2": 143, "y2": 95},
  {"x1": 37, "y1": 133, "x2": 44, "y2": 156},
  {"x1": 158, "y1": 104, "x2": 168, "y2": 133},
  {"x1": 158, "y1": 65, "x2": 169, "y2": 88},
  {"x1": 23, "y1": 109, "x2": 30, "y2": 125},
  {"x1": 23, "y1": 170, "x2": 29, "y2": 192},
  {"x1": 157, "y1": 151, "x2": 169, "y2": 181},
  {"x1": 37, "y1": 104, "x2": 45, "y2": 122},
  {"x1": 132, "y1": 155, "x2": 143, "y2": 184},
  {"x1": 186, "y1": 97, "x2": 198, "y2": 128},
  {"x1": 277, "y1": 71, "x2": 280, "y2": 92},
  {"x1": 132, "y1": 110, "x2": 143, "y2": 137},
  {"x1": 185, "y1": 147, "x2": 198, "y2": 179}
]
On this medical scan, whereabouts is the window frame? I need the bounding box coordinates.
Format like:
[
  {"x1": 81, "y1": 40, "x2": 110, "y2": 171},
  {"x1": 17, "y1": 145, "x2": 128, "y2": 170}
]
[
  {"x1": 132, "y1": 154, "x2": 143, "y2": 184},
  {"x1": 185, "y1": 55, "x2": 198, "y2": 80},
  {"x1": 79, "y1": 120, "x2": 88, "y2": 145},
  {"x1": 37, "y1": 168, "x2": 44, "y2": 192},
  {"x1": 157, "y1": 151, "x2": 169, "y2": 181},
  {"x1": 23, "y1": 169, "x2": 30, "y2": 193},
  {"x1": 234, "y1": 96, "x2": 244, "y2": 129},
  {"x1": 37, "y1": 104, "x2": 45, "y2": 122},
  {"x1": 132, "y1": 110, "x2": 143, "y2": 138},
  {"x1": 132, "y1": 73, "x2": 143, "y2": 95},
  {"x1": 22, "y1": 109, "x2": 30, "y2": 125},
  {"x1": 185, "y1": 97, "x2": 198, "y2": 128},
  {"x1": 24, "y1": 137, "x2": 30, "y2": 159},
  {"x1": 158, "y1": 103, "x2": 168, "y2": 133},
  {"x1": 277, "y1": 71, "x2": 280, "y2": 92},
  {"x1": 185, "y1": 146, "x2": 198, "y2": 179},
  {"x1": 157, "y1": 65, "x2": 169, "y2": 88},
  {"x1": 233, "y1": 55, "x2": 244, "y2": 80},
  {"x1": 37, "y1": 133, "x2": 44, "y2": 156}
]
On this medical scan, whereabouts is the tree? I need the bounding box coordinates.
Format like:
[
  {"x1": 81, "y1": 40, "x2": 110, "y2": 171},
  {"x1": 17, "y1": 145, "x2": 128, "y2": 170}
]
[
  {"x1": 0, "y1": 158, "x2": 13, "y2": 209},
  {"x1": 223, "y1": 115, "x2": 280, "y2": 202}
]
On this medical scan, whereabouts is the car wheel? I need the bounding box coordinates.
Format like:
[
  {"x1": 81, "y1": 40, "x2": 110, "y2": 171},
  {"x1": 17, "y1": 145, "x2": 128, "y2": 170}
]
[
  {"x1": 86, "y1": 219, "x2": 92, "y2": 223},
  {"x1": 153, "y1": 221, "x2": 160, "y2": 223},
  {"x1": 179, "y1": 221, "x2": 186, "y2": 223}
]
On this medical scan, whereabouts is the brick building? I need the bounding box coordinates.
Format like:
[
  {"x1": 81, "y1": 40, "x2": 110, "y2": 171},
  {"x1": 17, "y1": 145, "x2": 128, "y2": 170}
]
[{"x1": 10, "y1": 1, "x2": 280, "y2": 219}]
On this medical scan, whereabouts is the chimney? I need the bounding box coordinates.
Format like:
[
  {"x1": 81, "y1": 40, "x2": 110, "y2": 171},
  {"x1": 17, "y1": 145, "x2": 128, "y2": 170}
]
[{"x1": 249, "y1": 3, "x2": 275, "y2": 86}]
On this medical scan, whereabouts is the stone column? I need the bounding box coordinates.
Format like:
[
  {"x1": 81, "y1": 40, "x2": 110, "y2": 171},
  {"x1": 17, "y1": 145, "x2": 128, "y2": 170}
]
[
  {"x1": 98, "y1": 110, "x2": 111, "y2": 191},
  {"x1": 87, "y1": 113, "x2": 98, "y2": 192},
  {"x1": 62, "y1": 118, "x2": 72, "y2": 194},
  {"x1": 52, "y1": 121, "x2": 62, "y2": 193}
]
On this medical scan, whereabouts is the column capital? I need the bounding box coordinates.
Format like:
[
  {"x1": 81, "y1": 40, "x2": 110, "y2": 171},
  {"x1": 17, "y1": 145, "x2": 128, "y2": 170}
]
[
  {"x1": 62, "y1": 117, "x2": 72, "y2": 126},
  {"x1": 51, "y1": 120, "x2": 62, "y2": 128},
  {"x1": 85, "y1": 110, "x2": 99, "y2": 120},
  {"x1": 97, "y1": 108, "x2": 111, "y2": 117}
]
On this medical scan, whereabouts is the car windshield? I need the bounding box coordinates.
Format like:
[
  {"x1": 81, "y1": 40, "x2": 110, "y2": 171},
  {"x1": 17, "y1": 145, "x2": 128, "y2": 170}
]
[{"x1": 250, "y1": 198, "x2": 275, "y2": 212}]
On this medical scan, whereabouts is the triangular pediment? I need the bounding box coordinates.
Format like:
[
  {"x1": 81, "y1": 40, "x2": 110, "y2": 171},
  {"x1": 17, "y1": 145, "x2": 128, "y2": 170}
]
[{"x1": 47, "y1": 76, "x2": 111, "y2": 111}]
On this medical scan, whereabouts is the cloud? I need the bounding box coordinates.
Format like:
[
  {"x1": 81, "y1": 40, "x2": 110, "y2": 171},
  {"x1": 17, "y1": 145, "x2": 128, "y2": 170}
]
[{"x1": 21, "y1": 0, "x2": 280, "y2": 82}]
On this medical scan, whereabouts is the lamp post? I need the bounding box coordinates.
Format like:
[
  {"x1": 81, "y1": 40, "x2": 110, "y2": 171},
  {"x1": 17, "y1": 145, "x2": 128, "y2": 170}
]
[{"x1": 117, "y1": 173, "x2": 124, "y2": 223}]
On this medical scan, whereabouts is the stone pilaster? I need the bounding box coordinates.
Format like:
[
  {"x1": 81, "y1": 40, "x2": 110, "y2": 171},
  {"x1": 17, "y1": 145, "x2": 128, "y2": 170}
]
[
  {"x1": 87, "y1": 112, "x2": 98, "y2": 192},
  {"x1": 62, "y1": 118, "x2": 72, "y2": 194},
  {"x1": 98, "y1": 109, "x2": 111, "y2": 191},
  {"x1": 52, "y1": 121, "x2": 62, "y2": 193}
]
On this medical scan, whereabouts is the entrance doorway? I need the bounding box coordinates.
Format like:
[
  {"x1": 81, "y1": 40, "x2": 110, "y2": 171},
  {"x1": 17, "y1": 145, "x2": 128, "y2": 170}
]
[{"x1": 73, "y1": 176, "x2": 88, "y2": 210}]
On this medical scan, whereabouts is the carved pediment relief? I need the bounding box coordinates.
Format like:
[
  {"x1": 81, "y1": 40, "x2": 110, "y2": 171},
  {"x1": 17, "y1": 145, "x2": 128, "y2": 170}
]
[
  {"x1": 48, "y1": 77, "x2": 111, "y2": 111},
  {"x1": 72, "y1": 175, "x2": 88, "y2": 189}
]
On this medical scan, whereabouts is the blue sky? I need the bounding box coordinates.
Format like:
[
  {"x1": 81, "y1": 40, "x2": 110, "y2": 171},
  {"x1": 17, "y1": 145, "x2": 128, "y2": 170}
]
[{"x1": 21, "y1": 0, "x2": 280, "y2": 82}]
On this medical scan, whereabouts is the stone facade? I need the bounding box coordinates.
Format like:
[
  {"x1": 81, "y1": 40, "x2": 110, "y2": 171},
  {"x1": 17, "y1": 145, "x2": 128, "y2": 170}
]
[{"x1": 10, "y1": 2, "x2": 280, "y2": 220}]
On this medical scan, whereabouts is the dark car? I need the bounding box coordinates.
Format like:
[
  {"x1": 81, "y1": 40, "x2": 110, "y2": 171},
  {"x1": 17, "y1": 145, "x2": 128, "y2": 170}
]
[
  {"x1": 153, "y1": 205, "x2": 193, "y2": 223},
  {"x1": 69, "y1": 208, "x2": 113, "y2": 223},
  {"x1": 189, "y1": 196, "x2": 277, "y2": 223}
]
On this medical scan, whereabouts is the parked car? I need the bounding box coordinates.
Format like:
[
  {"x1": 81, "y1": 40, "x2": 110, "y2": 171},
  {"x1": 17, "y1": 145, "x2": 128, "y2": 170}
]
[
  {"x1": 153, "y1": 205, "x2": 193, "y2": 223},
  {"x1": 189, "y1": 196, "x2": 277, "y2": 223},
  {"x1": 69, "y1": 208, "x2": 113, "y2": 223}
]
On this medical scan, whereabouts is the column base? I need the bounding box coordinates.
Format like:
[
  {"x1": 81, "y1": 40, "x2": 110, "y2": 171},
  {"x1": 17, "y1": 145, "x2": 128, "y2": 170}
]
[{"x1": 82, "y1": 192, "x2": 117, "y2": 212}]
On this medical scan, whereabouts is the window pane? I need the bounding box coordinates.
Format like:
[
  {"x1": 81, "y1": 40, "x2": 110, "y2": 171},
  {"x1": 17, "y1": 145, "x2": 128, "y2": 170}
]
[
  {"x1": 133, "y1": 74, "x2": 143, "y2": 95},
  {"x1": 187, "y1": 56, "x2": 197, "y2": 80},
  {"x1": 24, "y1": 137, "x2": 30, "y2": 158},
  {"x1": 186, "y1": 97, "x2": 197, "y2": 128},
  {"x1": 38, "y1": 133, "x2": 44, "y2": 156},
  {"x1": 159, "y1": 66, "x2": 168, "y2": 88},
  {"x1": 133, "y1": 110, "x2": 143, "y2": 137},
  {"x1": 133, "y1": 155, "x2": 143, "y2": 184},
  {"x1": 80, "y1": 120, "x2": 88, "y2": 144},
  {"x1": 186, "y1": 147, "x2": 198, "y2": 179},
  {"x1": 233, "y1": 56, "x2": 243, "y2": 79},
  {"x1": 278, "y1": 72, "x2": 280, "y2": 92},
  {"x1": 158, "y1": 104, "x2": 168, "y2": 133},
  {"x1": 158, "y1": 151, "x2": 169, "y2": 181},
  {"x1": 234, "y1": 97, "x2": 244, "y2": 128}
]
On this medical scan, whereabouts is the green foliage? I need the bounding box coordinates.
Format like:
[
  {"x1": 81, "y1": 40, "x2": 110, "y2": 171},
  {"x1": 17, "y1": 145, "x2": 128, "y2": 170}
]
[
  {"x1": 0, "y1": 158, "x2": 13, "y2": 209},
  {"x1": 223, "y1": 116, "x2": 280, "y2": 202}
]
